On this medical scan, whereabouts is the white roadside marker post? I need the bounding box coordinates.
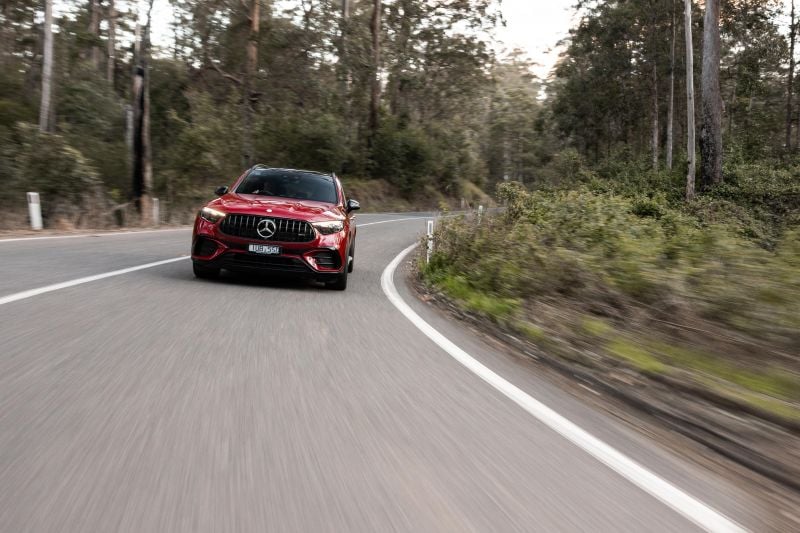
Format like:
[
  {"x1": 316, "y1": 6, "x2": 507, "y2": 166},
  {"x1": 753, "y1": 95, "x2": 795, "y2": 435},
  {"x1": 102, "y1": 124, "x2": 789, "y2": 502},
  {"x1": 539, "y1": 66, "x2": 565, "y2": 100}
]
[
  {"x1": 426, "y1": 219, "x2": 434, "y2": 264},
  {"x1": 152, "y1": 198, "x2": 160, "y2": 226},
  {"x1": 26, "y1": 192, "x2": 43, "y2": 230},
  {"x1": 478, "y1": 204, "x2": 484, "y2": 224}
]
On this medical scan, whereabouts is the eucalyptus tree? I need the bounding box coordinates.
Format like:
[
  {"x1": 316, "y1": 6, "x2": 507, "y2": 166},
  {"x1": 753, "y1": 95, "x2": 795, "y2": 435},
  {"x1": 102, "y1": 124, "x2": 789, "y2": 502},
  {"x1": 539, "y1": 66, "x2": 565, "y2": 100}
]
[
  {"x1": 684, "y1": 0, "x2": 696, "y2": 200},
  {"x1": 699, "y1": 0, "x2": 722, "y2": 189},
  {"x1": 39, "y1": 0, "x2": 54, "y2": 133}
]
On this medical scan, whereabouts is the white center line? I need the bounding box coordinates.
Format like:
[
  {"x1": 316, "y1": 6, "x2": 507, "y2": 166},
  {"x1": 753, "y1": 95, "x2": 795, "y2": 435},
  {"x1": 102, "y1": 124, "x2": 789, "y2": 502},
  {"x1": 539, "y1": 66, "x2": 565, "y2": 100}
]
[
  {"x1": 0, "y1": 257, "x2": 189, "y2": 306},
  {"x1": 0, "y1": 227, "x2": 192, "y2": 243},
  {"x1": 381, "y1": 243, "x2": 747, "y2": 533}
]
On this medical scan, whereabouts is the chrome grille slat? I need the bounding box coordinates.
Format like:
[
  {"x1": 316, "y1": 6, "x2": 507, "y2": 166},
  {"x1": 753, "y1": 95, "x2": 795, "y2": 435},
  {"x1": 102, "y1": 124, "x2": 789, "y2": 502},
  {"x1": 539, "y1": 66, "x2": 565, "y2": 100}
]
[{"x1": 219, "y1": 215, "x2": 315, "y2": 243}]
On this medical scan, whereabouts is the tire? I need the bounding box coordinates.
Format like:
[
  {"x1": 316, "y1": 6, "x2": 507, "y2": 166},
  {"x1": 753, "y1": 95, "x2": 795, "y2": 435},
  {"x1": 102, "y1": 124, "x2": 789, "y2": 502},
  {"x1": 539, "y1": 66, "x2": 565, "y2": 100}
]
[
  {"x1": 193, "y1": 263, "x2": 220, "y2": 279},
  {"x1": 347, "y1": 244, "x2": 355, "y2": 273},
  {"x1": 325, "y1": 268, "x2": 348, "y2": 291}
]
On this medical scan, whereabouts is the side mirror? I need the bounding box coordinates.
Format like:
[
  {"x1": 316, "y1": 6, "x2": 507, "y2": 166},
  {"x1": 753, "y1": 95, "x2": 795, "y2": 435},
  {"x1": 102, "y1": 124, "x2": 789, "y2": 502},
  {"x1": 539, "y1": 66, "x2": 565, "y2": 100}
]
[
  {"x1": 346, "y1": 199, "x2": 360, "y2": 213},
  {"x1": 214, "y1": 186, "x2": 228, "y2": 196}
]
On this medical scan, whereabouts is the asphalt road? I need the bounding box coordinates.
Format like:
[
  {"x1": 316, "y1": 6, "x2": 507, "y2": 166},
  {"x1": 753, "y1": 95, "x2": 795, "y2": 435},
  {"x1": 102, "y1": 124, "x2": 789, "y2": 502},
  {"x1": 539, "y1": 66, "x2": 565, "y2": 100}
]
[{"x1": 0, "y1": 213, "x2": 770, "y2": 532}]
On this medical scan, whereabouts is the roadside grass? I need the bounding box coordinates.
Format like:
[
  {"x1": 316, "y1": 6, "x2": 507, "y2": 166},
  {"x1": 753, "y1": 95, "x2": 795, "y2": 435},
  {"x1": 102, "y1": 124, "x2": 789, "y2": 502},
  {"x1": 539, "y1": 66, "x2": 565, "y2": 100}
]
[
  {"x1": 605, "y1": 338, "x2": 667, "y2": 374},
  {"x1": 420, "y1": 180, "x2": 800, "y2": 422}
]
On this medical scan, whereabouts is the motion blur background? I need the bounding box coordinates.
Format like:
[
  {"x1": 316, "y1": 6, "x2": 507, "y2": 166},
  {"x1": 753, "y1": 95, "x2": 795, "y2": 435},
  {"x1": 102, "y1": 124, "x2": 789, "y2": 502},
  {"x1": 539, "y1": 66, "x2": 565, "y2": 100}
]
[{"x1": 0, "y1": 0, "x2": 798, "y2": 503}]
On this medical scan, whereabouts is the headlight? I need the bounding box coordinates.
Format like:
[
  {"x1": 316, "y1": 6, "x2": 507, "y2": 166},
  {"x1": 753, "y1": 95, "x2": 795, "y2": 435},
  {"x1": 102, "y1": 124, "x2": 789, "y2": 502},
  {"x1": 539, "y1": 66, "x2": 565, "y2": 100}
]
[
  {"x1": 199, "y1": 207, "x2": 226, "y2": 223},
  {"x1": 312, "y1": 220, "x2": 344, "y2": 235}
]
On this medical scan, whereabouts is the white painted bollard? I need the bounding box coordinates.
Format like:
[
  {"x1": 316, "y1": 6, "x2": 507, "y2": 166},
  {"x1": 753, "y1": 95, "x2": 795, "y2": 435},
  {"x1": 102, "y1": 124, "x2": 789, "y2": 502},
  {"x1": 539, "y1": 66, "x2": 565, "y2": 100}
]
[
  {"x1": 426, "y1": 219, "x2": 434, "y2": 263},
  {"x1": 152, "y1": 198, "x2": 160, "y2": 226},
  {"x1": 477, "y1": 204, "x2": 484, "y2": 223},
  {"x1": 27, "y1": 192, "x2": 43, "y2": 230}
]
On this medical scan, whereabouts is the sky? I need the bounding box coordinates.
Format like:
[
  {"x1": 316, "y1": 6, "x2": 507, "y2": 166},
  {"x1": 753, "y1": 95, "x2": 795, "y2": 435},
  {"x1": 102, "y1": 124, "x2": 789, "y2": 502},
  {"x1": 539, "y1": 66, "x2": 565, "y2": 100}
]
[
  {"x1": 146, "y1": 0, "x2": 576, "y2": 79},
  {"x1": 497, "y1": 0, "x2": 575, "y2": 78}
]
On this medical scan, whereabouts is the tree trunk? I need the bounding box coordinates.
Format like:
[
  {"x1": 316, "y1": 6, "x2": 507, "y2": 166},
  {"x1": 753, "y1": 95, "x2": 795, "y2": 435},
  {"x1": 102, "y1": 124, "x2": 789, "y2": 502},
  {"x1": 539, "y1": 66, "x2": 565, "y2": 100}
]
[
  {"x1": 390, "y1": 0, "x2": 412, "y2": 117},
  {"x1": 89, "y1": 0, "x2": 101, "y2": 69},
  {"x1": 650, "y1": 4, "x2": 659, "y2": 171},
  {"x1": 699, "y1": 0, "x2": 722, "y2": 189},
  {"x1": 142, "y1": 2, "x2": 154, "y2": 226},
  {"x1": 107, "y1": 0, "x2": 116, "y2": 84},
  {"x1": 727, "y1": 66, "x2": 736, "y2": 136},
  {"x1": 786, "y1": 0, "x2": 796, "y2": 152},
  {"x1": 0, "y1": 1, "x2": 12, "y2": 67},
  {"x1": 666, "y1": 0, "x2": 676, "y2": 170},
  {"x1": 369, "y1": 0, "x2": 382, "y2": 136},
  {"x1": 684, "y1": 0, "x2": 696, "y2": 200},
  {"x1": 132, "y1": 2, "x2": 154, "y2": 226},
  {"x1": 132, "y1": 30, "x2": 144, "y2": 217},
  {"x1": 241, "y1": 0, "x2": 260, "y2": 169},
  {"x1": 38, "y1": 0, "x2": 53, "y2": 133},
  {"x1": 651, "y1": 61, "x2": 659, "y2": 171},
  {"x1": 337, "y1": 0, "x2": 350, "y2": 99}
]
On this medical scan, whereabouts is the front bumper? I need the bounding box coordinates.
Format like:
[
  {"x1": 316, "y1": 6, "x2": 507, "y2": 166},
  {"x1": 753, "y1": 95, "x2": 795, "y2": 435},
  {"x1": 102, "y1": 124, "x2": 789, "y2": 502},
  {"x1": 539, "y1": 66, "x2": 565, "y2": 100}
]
[{"x1": 191, "y1": 217, "x2": 347, "y2": 279}]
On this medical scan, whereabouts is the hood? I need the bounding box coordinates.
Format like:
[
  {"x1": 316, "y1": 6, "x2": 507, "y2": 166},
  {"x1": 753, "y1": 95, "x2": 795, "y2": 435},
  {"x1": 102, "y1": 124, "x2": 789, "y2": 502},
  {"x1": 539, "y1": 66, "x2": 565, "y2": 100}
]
[{"x1": 209, "y1": 194, "x2": 344, "y2": 222}]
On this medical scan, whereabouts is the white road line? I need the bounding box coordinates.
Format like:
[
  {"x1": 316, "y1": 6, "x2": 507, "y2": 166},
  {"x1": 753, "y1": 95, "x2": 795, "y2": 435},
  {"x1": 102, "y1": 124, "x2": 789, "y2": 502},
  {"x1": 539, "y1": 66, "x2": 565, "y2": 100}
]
[
  {"x1": 0, "y1": 257, "x2": 188, "y2": 306},
  {"x1": 0, "y1": 217, "x2": 429, "y2": 305},
  {"x1": 381, "y1": 243, "x2": 746, "y2": 533},
  {"x1": 0, "y1": 214, "x2": 424, "y2": 243},
  {"x1": 358, "y1": 217, "x2": 427, "y2": 227},
  {"x1": 0, "y1": 227, "x2": 191, "y2": 243}
]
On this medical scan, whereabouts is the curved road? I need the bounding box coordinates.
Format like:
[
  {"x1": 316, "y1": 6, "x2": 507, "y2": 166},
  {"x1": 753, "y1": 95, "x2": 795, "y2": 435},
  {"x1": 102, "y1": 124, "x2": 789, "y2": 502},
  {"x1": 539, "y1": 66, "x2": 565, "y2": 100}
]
[{"x1": 0, "y1": 214, "x2": 767, "y2": 531}]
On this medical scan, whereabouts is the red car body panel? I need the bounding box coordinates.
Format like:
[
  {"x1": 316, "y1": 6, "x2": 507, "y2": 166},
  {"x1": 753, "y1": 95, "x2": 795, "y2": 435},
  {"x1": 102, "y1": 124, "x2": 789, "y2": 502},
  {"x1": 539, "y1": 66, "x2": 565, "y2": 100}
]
[{"x1": 191, "y1": 168, "x2": 357, "y2": 282}]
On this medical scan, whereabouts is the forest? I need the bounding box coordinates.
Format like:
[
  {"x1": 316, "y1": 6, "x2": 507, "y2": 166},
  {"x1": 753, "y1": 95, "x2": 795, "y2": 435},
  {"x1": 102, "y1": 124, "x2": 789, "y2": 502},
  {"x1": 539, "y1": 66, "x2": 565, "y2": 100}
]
[
  {"x1": 0, "y1": 0, "x2": 509, "y2": 226},
  {"x1": 0, "y1": 0, "x2": 797, "y2": 226}
]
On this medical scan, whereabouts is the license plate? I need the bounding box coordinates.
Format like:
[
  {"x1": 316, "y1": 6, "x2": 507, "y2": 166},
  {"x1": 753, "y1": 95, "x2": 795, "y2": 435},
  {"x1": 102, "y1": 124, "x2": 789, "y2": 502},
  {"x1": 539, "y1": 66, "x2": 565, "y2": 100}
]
[{"x1": 248, "y1": 244, "x2": 281, "y2": 255}]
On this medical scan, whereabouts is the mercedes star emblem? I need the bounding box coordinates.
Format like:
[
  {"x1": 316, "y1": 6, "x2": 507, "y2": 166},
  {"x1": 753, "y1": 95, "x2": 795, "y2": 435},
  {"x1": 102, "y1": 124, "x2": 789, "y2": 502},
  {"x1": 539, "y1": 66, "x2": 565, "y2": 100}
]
[{"x1": 257, "y1": 218, "x2": 277, "y2": 239}]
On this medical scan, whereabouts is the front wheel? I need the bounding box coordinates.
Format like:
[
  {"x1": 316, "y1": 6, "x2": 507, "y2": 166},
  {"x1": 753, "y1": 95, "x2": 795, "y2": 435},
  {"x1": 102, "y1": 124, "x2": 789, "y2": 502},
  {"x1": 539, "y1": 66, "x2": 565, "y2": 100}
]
[
  {"x1": 193, "y1": 263, "x2": 220, "y2": 279},
  {"x1": 347, "y1": 244, "x2": 355, "y2": 273},
  {"x1": 325, "y1": 268, "x2": 348, "y2": 291}
]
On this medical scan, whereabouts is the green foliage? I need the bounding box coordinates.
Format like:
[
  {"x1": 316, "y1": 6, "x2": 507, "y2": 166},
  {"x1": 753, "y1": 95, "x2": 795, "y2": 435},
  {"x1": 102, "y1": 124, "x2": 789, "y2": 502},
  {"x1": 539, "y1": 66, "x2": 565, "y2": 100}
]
[
  {"x1": 606, "y1": 338, "x2": 667, "y2": 374},
  {"x1": 0, "y1": 124, "x2": 109, "y2": 226},
  {"x1": 371, "y1": 118, "x2": 433, "y2": 193},
  {"x1": 426, "y1": 184, "x2": 800, "y2": 350}
]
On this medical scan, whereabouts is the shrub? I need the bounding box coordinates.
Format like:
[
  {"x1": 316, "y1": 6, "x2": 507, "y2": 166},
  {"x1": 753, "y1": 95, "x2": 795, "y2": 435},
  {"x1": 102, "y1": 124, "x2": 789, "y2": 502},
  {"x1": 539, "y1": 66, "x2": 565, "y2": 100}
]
[
  {"x1": 424, "y1": 184, "x2": 800, "y2": 349},
  {"x1": 1, "y1": 123, "x2": 111, "y2": 228}
]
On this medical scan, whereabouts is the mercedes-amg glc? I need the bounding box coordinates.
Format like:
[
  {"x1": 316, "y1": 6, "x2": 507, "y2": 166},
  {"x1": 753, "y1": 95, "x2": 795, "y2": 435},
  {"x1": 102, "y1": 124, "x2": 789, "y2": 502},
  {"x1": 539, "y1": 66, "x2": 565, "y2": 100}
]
[{"x1": 192, "y1": 166, "x2": 359, "y2": 290}]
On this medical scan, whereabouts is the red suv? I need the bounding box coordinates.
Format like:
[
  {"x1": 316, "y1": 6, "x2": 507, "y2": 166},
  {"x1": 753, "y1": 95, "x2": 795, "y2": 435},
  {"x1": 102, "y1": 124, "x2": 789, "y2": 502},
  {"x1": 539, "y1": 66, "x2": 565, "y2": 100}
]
[{"x1": 192, "y1": 166, "x2": 359, "y2": 290}]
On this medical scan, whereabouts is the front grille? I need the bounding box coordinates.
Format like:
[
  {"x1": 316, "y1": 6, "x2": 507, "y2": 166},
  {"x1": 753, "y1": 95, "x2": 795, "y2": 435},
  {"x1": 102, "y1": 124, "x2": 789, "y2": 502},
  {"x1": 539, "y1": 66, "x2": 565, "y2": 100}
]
[{"x1": 220, "y1": 214, "x2": 315, "y2": 242}]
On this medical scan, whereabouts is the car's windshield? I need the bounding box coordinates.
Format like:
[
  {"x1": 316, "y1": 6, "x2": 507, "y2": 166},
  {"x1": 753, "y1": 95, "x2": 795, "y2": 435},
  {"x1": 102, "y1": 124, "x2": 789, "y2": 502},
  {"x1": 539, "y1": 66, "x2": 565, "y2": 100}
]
[{"x1": 236, "y1": 169, "x2": 338, "y2": 204}]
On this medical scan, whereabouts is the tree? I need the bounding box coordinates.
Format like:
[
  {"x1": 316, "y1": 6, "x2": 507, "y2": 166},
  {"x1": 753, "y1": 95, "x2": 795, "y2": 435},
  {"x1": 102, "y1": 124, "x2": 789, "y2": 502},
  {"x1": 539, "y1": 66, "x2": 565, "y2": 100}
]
[
  {"x1": 107, "y1": 0, "x2": 116, "y2": 84},
  {"x1": 369, "y1": 0, "x2": 382, "y2": 137},
  {"x1": 666, "y1": 0, "x2": 676, "y2": 170},
  {"x1": 337, "y1": 0, "x2": 351, "y2": 98},
  {"x1": 88, "y1": 0, "x2": 101, "y2": 69},
  {"x1": 787, "y1": 0, "x2": 796, "y2": 152},
  {"x1": 241, "y1": 0, "x2": 261, "y2": 169},
  {"x1": 650, "y1": 6, "x2": 659, "y2": 171},
  {"x1": 38, "y1": 0, "x2": 54, "y2": 133},
  {"x1": 685, "y1": 0, "x2": 696, "y2": 200},
  {"x1": 699, "y1": 0, "x2": 722, "y2": 189},
  {"x1": 132, "y1": 0, "x2": 155, "y2": 225}
]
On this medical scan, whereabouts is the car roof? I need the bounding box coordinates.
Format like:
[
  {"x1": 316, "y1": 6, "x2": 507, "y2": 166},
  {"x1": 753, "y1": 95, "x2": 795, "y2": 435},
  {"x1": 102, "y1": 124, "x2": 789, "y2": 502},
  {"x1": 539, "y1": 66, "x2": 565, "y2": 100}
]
[{"x1": 250, "y1": 166, "x2": 334, "y2": 179}]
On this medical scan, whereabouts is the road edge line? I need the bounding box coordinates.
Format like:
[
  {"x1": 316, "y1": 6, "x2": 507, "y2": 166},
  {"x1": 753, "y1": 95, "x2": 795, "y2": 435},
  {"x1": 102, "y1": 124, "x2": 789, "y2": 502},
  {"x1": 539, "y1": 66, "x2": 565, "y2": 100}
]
[
  {"x1": 0, "y1": 257, "x2": 189, "y2": 306},
  {"x1": 380, "y1": 242, "x2": 746, "y2": 533}
]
